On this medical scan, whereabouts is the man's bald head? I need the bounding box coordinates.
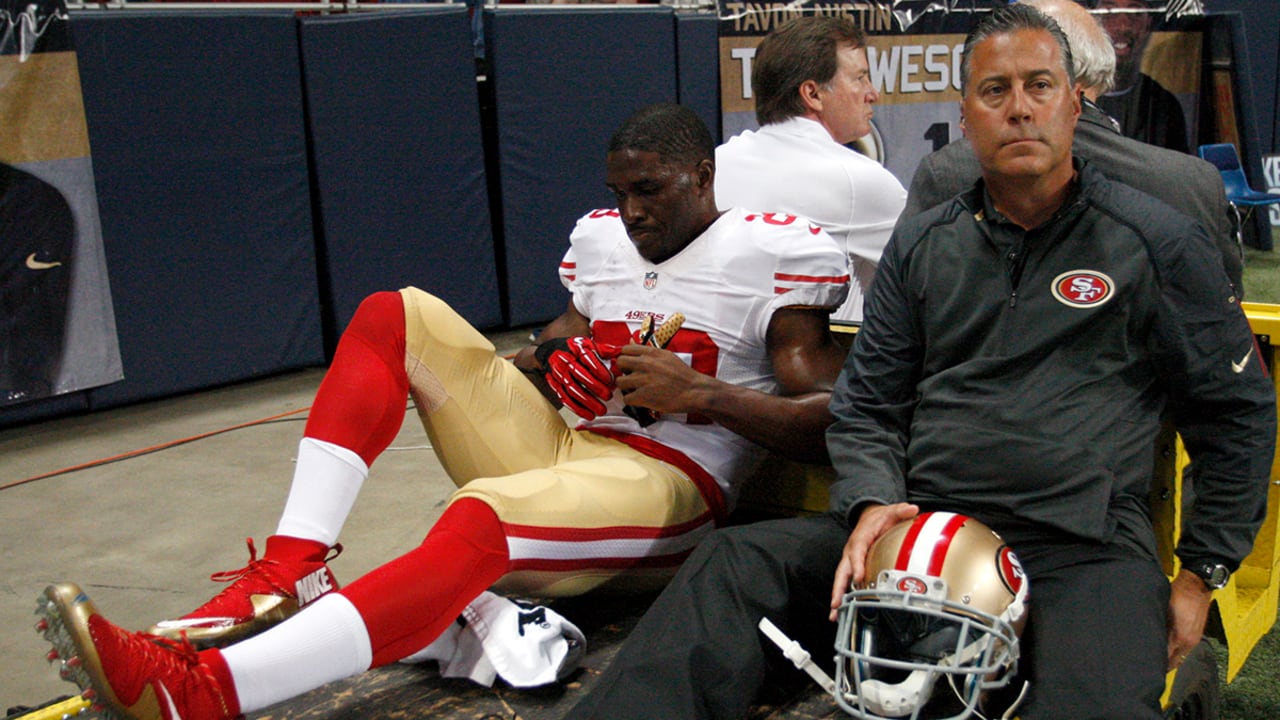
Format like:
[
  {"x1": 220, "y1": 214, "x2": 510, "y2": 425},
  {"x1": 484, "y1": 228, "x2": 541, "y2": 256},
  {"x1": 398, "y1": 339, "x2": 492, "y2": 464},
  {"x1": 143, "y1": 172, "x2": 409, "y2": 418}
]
[{"x1": 1022, "y1": 0, "x2": 1117, "y2": 97}]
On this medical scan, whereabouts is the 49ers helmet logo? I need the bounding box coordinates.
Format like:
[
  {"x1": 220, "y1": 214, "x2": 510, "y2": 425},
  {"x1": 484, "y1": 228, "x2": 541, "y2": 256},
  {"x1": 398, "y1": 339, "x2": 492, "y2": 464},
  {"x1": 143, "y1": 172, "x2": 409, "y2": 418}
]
[
  {"x1": 997, "y1": 546, "x2": 1025, "y2": 595},
  {"x1": 1051, "y1": 270, "x2": 1115, "y2": 308},
  {"x1": 896, "y1": 576, "x2": 929, "y2": 595}
]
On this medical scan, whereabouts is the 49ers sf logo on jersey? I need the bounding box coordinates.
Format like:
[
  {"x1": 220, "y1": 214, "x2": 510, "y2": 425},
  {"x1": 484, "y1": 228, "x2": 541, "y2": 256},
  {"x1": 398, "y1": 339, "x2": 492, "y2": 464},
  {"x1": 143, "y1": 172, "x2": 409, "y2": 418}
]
[{"x1": 1050, "y1": 270, "x2": 1115, "y2": 309}]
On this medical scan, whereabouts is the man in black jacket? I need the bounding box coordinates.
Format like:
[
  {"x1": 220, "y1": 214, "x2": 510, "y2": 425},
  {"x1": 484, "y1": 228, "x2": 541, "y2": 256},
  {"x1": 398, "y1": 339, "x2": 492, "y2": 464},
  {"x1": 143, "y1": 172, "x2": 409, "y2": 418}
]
[
  {"x1": 901, "y1": 0, "x2": 1241, "y2": 294},
  {"x1": 565, "y1": 6, "x2": 1275, "y2": 719}
]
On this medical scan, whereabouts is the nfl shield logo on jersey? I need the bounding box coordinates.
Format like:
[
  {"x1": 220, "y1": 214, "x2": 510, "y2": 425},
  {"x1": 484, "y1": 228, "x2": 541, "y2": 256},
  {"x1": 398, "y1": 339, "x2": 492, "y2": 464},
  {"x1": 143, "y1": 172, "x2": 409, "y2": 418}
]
[{"x1": 644, "y1": 271, "x2": 658, "y2": 291}]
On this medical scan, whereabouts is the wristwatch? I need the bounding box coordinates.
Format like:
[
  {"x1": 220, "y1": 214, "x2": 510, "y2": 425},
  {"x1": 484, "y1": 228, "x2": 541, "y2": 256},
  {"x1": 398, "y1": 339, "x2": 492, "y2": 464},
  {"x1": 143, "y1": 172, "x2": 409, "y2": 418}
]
[{"x1": 1187, "y1": 561, "x2": 1230, "y2": 590}]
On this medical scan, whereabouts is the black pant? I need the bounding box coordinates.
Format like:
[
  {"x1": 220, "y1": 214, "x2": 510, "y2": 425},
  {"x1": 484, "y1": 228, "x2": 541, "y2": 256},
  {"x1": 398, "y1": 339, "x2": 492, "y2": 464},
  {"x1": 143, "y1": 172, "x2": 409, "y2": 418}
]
[{"x1": 565, "y1": 513, "x2": 1169, "y2": 720}]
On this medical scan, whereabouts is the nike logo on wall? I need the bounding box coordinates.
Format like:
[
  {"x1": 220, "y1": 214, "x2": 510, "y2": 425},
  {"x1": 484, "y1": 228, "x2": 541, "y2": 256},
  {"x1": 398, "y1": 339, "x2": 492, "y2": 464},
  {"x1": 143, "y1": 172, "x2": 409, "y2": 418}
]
[
  {"x1": 1232, "y1": 347, "x2": 1254, "y2": 374},
  {"x1": 26, "y1": 253, "x2": 62, "y2": 270}
]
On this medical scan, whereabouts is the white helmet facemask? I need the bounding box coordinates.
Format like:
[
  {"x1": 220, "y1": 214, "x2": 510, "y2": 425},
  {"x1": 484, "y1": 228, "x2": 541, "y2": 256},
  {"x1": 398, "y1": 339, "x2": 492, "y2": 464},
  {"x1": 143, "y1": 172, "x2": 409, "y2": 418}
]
[{"x1": 831, "y1": 512, "x2": 1030, "y2": 720}]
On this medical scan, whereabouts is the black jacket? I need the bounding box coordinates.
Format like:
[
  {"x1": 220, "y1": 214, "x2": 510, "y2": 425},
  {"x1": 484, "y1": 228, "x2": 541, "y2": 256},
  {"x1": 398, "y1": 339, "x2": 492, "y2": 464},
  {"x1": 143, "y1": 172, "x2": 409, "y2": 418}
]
[{"x1": 829, "y1": 161, "x2": 1275, "y2": 570}]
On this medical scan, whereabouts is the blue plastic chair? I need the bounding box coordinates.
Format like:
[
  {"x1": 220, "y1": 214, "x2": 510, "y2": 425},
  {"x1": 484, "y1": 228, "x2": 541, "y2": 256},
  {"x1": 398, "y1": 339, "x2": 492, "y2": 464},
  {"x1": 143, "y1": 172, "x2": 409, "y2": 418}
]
[
  {"x1": 1199, "y1": 143, "x2": 1280, "y2": 208},
  {"x1": 1198, "y1": 143, "x2": 1280, "y2": 253}
]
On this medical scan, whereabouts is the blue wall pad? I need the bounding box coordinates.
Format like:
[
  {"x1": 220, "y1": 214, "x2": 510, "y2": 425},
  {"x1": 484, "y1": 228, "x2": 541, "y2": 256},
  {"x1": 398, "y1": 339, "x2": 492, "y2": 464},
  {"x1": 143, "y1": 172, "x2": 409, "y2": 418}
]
[
  {"x1": 299, "y1": 8, "x2": 500, "y2": 337},
  {"x1": 677, "y1": 11, "x2": 722, "y2": 146},
  {"x1": 0, "y1": 392, "x2": 87, "y2": 430},
  {"x1": 1208, "y1": 1, "x2": 1278, "y2": 152},
  {"x1": 485, "y1": 6, "x2": 678, "y2": 326},
  {"x1": 69, "y1": 12, "x2": 323, "y2": 409}
]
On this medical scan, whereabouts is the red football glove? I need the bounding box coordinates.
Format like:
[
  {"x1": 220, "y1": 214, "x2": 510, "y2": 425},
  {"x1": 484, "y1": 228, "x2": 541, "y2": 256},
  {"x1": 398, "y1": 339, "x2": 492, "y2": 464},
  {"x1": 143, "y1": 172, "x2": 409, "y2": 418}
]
[{"x1": 534, "y1": 337, "x2": 621, "y2": 419}]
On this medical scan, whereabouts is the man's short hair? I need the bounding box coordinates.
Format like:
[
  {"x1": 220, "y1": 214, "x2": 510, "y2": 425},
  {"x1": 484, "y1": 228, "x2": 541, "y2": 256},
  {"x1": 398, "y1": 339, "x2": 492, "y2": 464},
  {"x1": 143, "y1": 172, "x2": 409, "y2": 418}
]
[
  {"x1": 960, "y1": 4, "x2": 1077, "y2": 95},
  {"x1": 607, "y1": 103, "x2": 715, "y2": 166},
  {"x1": 751, "y1": 15, "x2": 867, "y2": 126}
]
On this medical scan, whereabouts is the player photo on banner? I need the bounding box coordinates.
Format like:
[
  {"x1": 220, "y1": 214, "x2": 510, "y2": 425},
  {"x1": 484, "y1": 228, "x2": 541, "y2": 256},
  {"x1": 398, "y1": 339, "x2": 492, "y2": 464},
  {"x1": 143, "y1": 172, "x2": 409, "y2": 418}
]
[
  {"x1": 717, "y1": 0, "x2": 1207, "y2": 187},
  {"x1": 1, "y1": 0, "x2": 121, "y2": 406}
]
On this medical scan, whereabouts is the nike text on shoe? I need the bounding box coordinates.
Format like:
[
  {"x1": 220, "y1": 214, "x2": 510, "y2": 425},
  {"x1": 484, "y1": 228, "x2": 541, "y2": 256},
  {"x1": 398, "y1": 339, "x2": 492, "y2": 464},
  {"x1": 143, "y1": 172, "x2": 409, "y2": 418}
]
[
  {"x1": 36, "y1": 583, "x2": 240, "y2": 720},
  {"x1": 147, "y1": 537, "x2": 341, "y2": 649}
]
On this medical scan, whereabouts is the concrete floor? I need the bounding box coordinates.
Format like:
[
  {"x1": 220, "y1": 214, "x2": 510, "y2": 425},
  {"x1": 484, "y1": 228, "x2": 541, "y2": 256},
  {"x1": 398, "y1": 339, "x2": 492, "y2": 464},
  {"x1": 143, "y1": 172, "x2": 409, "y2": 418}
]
[
  {"x1": 7, "y1": 323, "x2": 1280, "y2": 718},
  {"x1": 1, "y1": 329, "x2": 534, "y2": 712}
]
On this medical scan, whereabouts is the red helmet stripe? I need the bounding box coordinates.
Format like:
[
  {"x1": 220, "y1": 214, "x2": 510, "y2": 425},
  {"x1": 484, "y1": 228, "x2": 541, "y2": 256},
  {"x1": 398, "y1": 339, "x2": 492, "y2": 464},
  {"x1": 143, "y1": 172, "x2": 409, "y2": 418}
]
[
  {"x1": 926, "y1": 513, "x2": 968, "y2": 576},
  {"x1": 895, "y1": 512, "x2": 968, "y2": 576},
  {"x1": 894, "y1": 514, "x2": 930, "y2": 570}
]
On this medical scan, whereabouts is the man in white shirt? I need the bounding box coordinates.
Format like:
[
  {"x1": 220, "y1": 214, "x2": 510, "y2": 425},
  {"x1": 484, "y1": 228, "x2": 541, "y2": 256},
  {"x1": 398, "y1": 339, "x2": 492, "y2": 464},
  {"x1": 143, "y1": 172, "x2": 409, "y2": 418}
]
[{"x1": 715, "y1": 16, "x2": 906, "y2": 323}]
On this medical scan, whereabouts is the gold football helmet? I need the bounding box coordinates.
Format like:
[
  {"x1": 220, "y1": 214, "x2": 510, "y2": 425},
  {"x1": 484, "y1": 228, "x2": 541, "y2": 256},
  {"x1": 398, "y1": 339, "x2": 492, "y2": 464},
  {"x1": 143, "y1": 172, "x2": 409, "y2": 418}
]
[{"x1": 834, "y1": 512, "x2": 1028, "y2": 719}]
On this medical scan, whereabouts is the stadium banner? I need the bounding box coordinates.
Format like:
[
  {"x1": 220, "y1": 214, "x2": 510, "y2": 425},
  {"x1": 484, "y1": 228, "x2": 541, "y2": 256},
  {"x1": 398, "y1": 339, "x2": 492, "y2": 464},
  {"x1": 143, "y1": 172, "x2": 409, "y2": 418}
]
[
  {"x1": 717, "y1": 0, "x2": 1206, "y2": 188},
  {"x1": 1265, "y1": 153, "x2": 1280, "y2": 227},
  {"x1": 1, "y1": 0, "x2": 121, "y2": 406}
]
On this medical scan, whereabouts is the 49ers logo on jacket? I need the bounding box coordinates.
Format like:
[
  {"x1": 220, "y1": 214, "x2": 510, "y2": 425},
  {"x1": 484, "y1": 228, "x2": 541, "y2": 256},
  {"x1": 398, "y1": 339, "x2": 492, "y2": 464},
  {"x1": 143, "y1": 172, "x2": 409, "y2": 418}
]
[{"x1": 1050, "y1": 270, "x2": 1115, "y2": 309}]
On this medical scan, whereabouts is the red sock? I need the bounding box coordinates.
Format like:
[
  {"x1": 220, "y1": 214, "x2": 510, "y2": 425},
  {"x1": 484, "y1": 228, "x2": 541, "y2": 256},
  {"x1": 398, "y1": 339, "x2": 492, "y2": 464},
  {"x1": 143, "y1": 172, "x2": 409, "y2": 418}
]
[
  {"x1": 304, "y1": 292, "x2": 409, "y2": 467},
  {"x1": 339, "y1": 498, "x2": 510, "y2": 667},
  {"x1": 263, "y1": 535, "x2": 330, "y2": 563}
]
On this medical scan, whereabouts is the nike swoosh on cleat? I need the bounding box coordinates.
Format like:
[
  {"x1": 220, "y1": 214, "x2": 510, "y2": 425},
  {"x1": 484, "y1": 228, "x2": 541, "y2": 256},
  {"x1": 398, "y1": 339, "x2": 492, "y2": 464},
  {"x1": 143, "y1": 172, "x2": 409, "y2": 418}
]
[
  {"x1": 1232, "y1": 347, "x2": 1254, "y2": 374},
  {"x1": 153, "y1": 617, "x2": 236, "y2": 630},
  {"x1": 26, "y1": 253, "x2": 63, "y2": 270},
  {"x1": 157, "y1": 682, "x2": 183, "y2": 720}
]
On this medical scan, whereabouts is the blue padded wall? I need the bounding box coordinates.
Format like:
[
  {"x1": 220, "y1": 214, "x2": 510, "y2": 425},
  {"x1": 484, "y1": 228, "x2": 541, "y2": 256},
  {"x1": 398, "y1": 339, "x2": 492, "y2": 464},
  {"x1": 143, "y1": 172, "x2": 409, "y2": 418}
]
[
  {"x1": 299, "y1": 9, "x2": 500, "y2": 338},
  {"x1": 676, "y1": 11, "x2": 722, "y2": 146},
  {"x1": 485, "y1": 7, "x2": 678, "y2": 326},
  {"x1": 1208, "y1": 1, "x2": 1278, "y2": 152},
  {"x1": 69, "y1": 12, "x2": 322, "y2": 410},
  {"x1": 0, "y1": 391, "x2": 87, "y2": 429}
]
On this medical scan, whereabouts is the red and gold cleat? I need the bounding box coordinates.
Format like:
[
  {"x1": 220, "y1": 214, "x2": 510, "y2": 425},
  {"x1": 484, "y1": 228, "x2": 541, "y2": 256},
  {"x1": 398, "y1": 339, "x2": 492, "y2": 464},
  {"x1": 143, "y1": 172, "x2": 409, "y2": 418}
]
[
  {"x1": 37, "y1": 583, "x2": 241, "y2": 720},
  {"x1": 146, "y1": 537, "x2": 340, "y2": 649}
]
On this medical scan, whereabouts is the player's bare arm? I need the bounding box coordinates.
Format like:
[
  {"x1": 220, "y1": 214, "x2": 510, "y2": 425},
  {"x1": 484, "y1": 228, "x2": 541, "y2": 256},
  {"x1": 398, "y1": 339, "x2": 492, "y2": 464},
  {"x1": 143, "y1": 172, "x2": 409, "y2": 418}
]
[{"x1": 613, "y1": 306, "x2": 845, "y2": 463}]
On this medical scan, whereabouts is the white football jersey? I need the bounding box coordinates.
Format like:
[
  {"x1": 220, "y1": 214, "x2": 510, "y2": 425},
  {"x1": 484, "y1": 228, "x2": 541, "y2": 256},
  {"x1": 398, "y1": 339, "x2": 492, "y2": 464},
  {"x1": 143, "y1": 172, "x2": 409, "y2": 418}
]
[{"x1": 557, "y1": 207, "x2": 849, "y2": 508}]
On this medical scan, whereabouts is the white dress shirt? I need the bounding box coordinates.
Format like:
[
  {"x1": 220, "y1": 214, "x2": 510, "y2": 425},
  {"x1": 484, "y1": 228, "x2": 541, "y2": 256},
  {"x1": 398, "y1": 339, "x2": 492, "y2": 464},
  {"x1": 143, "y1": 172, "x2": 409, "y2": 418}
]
[{"x1": 715, "y1": 116, "x2": 906, "y2": 322}]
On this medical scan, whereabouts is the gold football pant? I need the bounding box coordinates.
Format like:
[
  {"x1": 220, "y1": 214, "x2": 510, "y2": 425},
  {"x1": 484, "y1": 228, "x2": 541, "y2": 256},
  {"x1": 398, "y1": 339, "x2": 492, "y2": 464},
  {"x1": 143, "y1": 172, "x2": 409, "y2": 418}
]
[{"x1": 401, "y1": 287, "x2": 716, "y2": 596}]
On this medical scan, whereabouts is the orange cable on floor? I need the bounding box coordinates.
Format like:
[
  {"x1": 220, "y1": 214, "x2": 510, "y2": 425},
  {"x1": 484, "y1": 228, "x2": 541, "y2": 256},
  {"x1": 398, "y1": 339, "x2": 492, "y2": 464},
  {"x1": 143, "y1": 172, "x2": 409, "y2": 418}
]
[
  {"x1": 4, "y1": 348, "x2": 528, "y2": 493},
  {"x1": 1, "y1": 406, "x2": 312, "y2": 492}
]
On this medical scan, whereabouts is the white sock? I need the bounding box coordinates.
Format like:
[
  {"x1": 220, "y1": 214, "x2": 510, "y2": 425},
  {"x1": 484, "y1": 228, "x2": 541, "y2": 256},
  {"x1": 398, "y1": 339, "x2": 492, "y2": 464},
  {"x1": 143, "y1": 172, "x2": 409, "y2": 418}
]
[
  {"x1": 275, "y1": 438, "x2": 368, "y2": 546},
  {"x1": 223, "y1": 593, "x2": 373, "y2": 713}
]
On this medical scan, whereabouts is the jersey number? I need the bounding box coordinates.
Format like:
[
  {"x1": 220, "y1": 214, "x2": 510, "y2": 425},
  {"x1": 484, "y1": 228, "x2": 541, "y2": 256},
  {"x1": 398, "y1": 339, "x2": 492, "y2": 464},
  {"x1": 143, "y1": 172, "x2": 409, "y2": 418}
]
[{"x1": 592, "y1": 319, "x2": 720, "y2": 425}]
